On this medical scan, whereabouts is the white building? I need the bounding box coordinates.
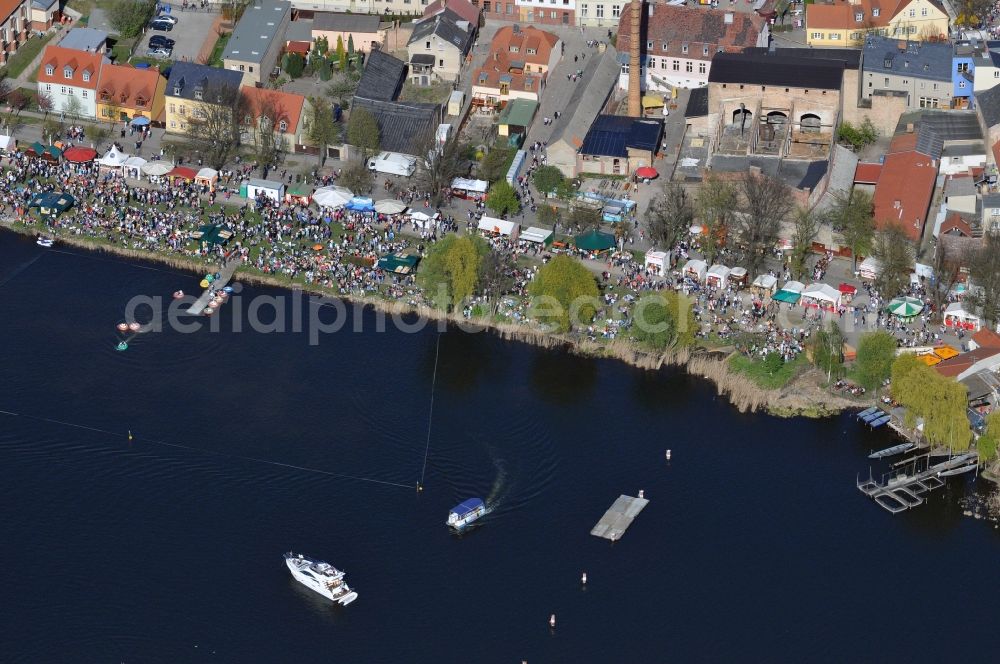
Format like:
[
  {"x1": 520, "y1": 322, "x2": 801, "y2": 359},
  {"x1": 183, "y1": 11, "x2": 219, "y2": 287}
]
[{"x1": 35, "y1": 45, "x2": 107, "y2": 119}]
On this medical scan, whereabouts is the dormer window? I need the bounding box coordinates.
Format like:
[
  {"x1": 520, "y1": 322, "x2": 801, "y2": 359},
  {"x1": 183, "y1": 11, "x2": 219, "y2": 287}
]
[
  {"x1": 681, "y1": 43, "x2": 688, "y2": 54},
  {"x1": 873, "y1": 8, "x2": 880, "y2": 16},
  {"x1": 662, "y1": 42, "x2": 668, "y2": 50},
  {"x1": 45, "y1": 65, "x2": 53, "y2": 76},
  {"x1": 244, "y1": 114, "x2": 253, "y2": 126},
  {"x1": 173, "y1": 85, "x2": 181, "y2": 95},
  {"x1": 82, "y1": 71, "x2": 90, "y2": 82},
  {"x1": 855, "y1": 12, "x2": 862, "y2": 21},
  {"x1": 278, "y1": 120, "x2": 287, "y2": 132},
  {"x1": 527, "y1": 48, "x2": 536, "y2": 55},
  {"x1": 194, "y1": 89, "x2": 203, "y2": 100},
  {"x1": 646, "y1": 40, "x2": 653, "y2": 49},
  {"x1": 63, "y1": 67, "x2": 73, "y2": 79},
  {"x1": 703, "y1": 45, "x2": 709, "y2": 56},
  {"x1": 884, "y1": 57, "x2": 892, "y2": 68},
  {"x1": 509, "y1": 45, "x2": 519, "y2": 53},
  {"x1": 136, "y1": 95, "x2": 146, "y2": 107}
]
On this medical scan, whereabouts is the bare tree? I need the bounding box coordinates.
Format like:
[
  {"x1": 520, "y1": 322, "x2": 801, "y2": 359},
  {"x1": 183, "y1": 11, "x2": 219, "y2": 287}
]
[
  {"x1": 734, "y1": 172, "x2": 794, "y2": 276},
  {"x1": 481, "y1": 251, "x2": 516, "y2": 315},
  {"x1": 36, "y1": 91, "x2": 53, "y2": 118},
  {"x1": 930, "y1": 236, "x2": 969, "y2": 320},
  {"x1": 788, "y1": 207, "x2": 819, "y2": 281},
  {"x1": 413, "y1": 131, "x2": 466, "y2": 207},
  {"x1": 306, "y1": 95, "x2": 339, "y2": 166},
  {"x1": 245, "y1": 90, "x2": 284, "y2": 166},
  {"x1": 646, "y1": 182, "x2": 693, "y2": 265},
  {"x1": 187, "y1": 83, "x2": 248, "y2": 169},
  {"x1": 339, "y1": 158, "x2": 373, "y2": 194},
  {"x1": 872, "y1": 222, "x2": 915, "y2": 298},
  {"x1": 696, "y1": 174, "x2": 737, "y2": 265},
  {"x1": 966, "y1": 233, "x2": 1000, "y2": 328}
]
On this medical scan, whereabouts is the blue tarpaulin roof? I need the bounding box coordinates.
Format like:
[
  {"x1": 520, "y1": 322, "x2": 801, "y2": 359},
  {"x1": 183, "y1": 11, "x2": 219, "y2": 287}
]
[
  {"x1": 346, "y1": 196, "x2": 375, "y2": 211},
  {"x1": 450, "y1": 498, "x2": 484, "y2": 517}
]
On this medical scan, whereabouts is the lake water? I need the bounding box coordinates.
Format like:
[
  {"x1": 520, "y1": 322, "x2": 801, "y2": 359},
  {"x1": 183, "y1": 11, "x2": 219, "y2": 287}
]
[{"x1": 1, "y1": 232, "x2": 997, "y2": 663}]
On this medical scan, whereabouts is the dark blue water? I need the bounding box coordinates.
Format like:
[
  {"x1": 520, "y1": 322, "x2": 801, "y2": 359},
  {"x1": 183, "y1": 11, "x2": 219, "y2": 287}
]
[{"x1": 1, "y1": 232, "x2": 997, "y2": 663}]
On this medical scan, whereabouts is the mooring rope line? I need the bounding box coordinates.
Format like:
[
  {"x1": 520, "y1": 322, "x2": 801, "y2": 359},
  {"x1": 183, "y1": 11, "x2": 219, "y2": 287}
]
[
  {"x1": 48, "y1": 248, "x2": 199, "y2": 278},
  {"x1": 0, "y1": 408, "x2": 415, "y2": 489},
  {"x1": 419, "y1": 332, "x2": 443, "y2": 488},
  {"x1": 0, "y1": 252, "x2": 45, "y2": 289}
]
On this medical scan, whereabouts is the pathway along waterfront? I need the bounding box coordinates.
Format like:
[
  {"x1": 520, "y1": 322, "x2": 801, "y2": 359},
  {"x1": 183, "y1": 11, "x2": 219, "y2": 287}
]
[{"x1": 1, "y1": 234, "x2": 998, "y2": 662}]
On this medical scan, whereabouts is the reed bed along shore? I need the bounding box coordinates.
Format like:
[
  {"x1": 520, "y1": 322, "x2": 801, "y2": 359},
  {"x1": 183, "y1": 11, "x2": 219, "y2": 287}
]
[{"x1": 4, "y1": 222, "x2": 852, "y2": 418}]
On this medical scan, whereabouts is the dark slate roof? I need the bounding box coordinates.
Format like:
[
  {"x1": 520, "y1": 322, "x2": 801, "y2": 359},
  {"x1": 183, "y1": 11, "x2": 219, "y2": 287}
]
[
  {"x1": 861, "y1": 36, "x2": 952, "y2": 83},
  {"x1": 356, "y1": 50, "x2": 407, "y2": 102},
  {"x1": 708, "y1": 52, "x2": 844, "y2": 90},
  {"x1": 579, "y1": 115, "x2": 663, "y2": 158},
  {"x1": 685, "y1": 87, "x2": 708, "y2": 118},
  {"x1": 166, "y1": 62, "x2": 244, "y2": 101},
  {"x1": 916, "y1": 125, "x2": 944, "y2": 160},
  {"x1": 410, "y1": 53, "x2": 436, "y2": 65},
  {"x1": 897, "y1": 110, "x2": 983, "y2": 145},
  {"x1": 313, "y1": 12, "x2": 380, "y2": 33},
  {"x1": 710, "y1": 155, "x2": 827, "y2": 191},
  {"x1": 976, "y1": 86, "x2": 1000, "y2": 128},
  {"x1": 742, "y1": 46, "x2": 860, "y2": 70},
  {"x1": 351, "y1": 97, "x2": 441, "y2": 155},
  {"x1": 407, "y1": 8, "x2": 475, "y2": 56}
]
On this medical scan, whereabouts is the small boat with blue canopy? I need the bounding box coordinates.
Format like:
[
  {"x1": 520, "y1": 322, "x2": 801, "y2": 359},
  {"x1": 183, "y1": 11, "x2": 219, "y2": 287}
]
[{"x1": 447, "y1": 498, "x2": 487, "y2": 530}]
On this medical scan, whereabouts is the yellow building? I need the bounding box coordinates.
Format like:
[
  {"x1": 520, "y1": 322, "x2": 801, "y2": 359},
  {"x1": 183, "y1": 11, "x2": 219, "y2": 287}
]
[
  {"x1": 95, "y1": 64, "x2": 166, "y2": 124},
  {"x1": 806, "y1": 0, "x2": 949, "y2": 48},
  {"x1": 163, "y1": 62, "x2": 244, "y2": 135}
]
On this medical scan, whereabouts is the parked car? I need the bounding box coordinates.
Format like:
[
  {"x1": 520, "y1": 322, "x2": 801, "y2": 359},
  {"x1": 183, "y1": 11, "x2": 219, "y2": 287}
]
[
  {"x1": 149, "y1": 19, "x2": 174, "y2": 32},
  {"x1": 148, "y1": 47, "x2": 173, "y2": 58},
  {"x1": 149, "y1": 35, "x2": 175, "y2": 48},
  {"x1": 153, "y1": 14, "x2": 178, "y2": 25}
]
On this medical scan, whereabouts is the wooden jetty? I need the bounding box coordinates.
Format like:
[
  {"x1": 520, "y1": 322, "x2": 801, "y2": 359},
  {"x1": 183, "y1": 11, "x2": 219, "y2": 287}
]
[
  {"x1": 187, "y1": 259, "x2": 241, "y2": 315},
  {"x1": 590, "y1": 495, "x2": 648, "y2": 541},
  {"x1": 858, "y1": 452, "x2": 977, "y2": 513}
]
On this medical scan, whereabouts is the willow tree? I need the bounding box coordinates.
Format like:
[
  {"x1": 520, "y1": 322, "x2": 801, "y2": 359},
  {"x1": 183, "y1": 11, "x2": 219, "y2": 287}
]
[
  {"x1": 891, "y1": 355, "x2": 971, "y2": 450},
  {"x1": 631, "y1": 291, "x2": 697, "y2": 350},
  {"x1": 696, "y1": 174, "x2": 736, "y2": 265},
  {"x1": 528, "y1": 255, "x2": 599, "y2": 332},
  {"x1": 417, "y1": 235, "x2": 489, "y2": 311}
]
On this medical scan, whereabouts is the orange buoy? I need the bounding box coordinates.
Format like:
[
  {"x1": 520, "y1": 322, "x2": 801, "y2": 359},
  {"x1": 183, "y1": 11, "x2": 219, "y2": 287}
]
[{"x1": 116, "y1": 323, "x2": 128, "y2": 332}]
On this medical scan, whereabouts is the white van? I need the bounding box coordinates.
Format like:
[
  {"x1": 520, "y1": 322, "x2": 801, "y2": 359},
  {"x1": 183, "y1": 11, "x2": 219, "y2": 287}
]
[{"x1": 367, "y1": 152, "x2": 417, "y2": 177}]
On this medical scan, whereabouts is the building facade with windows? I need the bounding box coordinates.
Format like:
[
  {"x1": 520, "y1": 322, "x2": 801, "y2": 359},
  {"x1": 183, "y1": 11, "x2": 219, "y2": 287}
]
[
  {"x1": 223, "y1": 0, "x2": 292, "y2": 87},
  {"x1": 805, "y1": 0, "x2": 948, "y2": 48},
  {"x1": 470, "y1": 24, "x2": 560, "y2": 109},
  {"x1": 1, "y1": 0, "x2": 31, "y2": 66},
  {"x1": 95, "y1": 63, "x2": 166, "y2": 124},
  {"x1": 241, "y1": 86, "x2": 312, "y2": 153},
  {"x1": 861, "y1": 36, "x2": 953, "y2": 111},
  {"x1": 35, "y1": 45, "x2": 107, "y2": 118},
  {"x1": 512, "y1": 0, "x2": 575, "y2": 26},
  {"x1": 164, "y1": 63, "x2": 245, "y2": 135},
  {"x1": 616, "y1": 4, "x2": 768, "y2": 93},
  {"x1": 406, "y1": 8, "x2": 476, "y2": 84},
  {"x1": 576, "y1": 0, "x2": 623, "y2": 28}
]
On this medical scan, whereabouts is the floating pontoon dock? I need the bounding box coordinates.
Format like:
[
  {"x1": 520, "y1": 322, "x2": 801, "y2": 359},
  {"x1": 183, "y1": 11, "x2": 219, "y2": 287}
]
[
  {"x1": 858, "y1": 453, "x2": 977, "y2": 513},
  {"x1": 590, "y1": 495, "x2": 649, "y2": 541},
  {"x1": 187, "y1": 259, "x2": 241, "y2": 315}
]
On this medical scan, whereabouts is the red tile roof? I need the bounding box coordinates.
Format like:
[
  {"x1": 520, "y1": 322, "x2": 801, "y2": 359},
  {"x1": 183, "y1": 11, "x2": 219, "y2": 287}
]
[
  {"x1": 939, "y1": 212, "x2": 972, "y2": 237},
  {"x1": 935, "y1": 347, "x2": 1000, "y2": 377},
  {"x1": 96, "y1": 63, "x2": 162, "y2": 111},
  {"x1": 424, "y1": 0, "x2": 480, "y2": 26},
  {"x1": 37, "y1": 45, "x2": 105, "y2": 91},
  {"x1": 872, "y1": 150, "x2": 938, "y2": 241},
  {"x1": 993, "y1": 139, "x2": 1000, "y2": 169},
  {"x1": 490, "y1": 25, "x2": 559, "y2": 68},
  {"x1": 972, "y1": 329, "x2": 1000, "y2": 350},
  {"x1": 854, "y1": 162, "x2": 882, "y2": 183},
  {"x1": 241, "y1": 86, "x2": 306, "y2": 134},
  {"x1": 0, "y1": 0, "x2": 22, "y2": 22},
  {"x1": 617, "y1": 4, "x2": 766, "y2": 61}
]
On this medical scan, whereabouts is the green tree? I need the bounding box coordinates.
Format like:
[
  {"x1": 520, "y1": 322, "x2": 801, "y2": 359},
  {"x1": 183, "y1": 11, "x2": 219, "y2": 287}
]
[
  {"x1": 346, "y1": 107, "x2": 380, "y2": 155},
  {"x1": 873, "y1": 222, "x2": 914, "y2": 298},
  {"x1": 528, "y1": 255, "x2": 600, "y2": 332},
  {"x1": 811, "y1": 321, "x2": 845, "y2": 382},
  {"x1": 823, "y1": 189, "x2": 874, "y2": 271},
  {"x1": 417, "y1": 235, "x2": 490, "y2": 310},
  {"x1": 837, "y1": 118, "x2": 878, "y2": 151},
  {"x1": 326, "y1": 73, "x2": 359, "y2": 109},
  {"x1": 977, "y1": 411, "x2": 1000, "y2": 463},
  {"x1": 486, "y1": 181, "x2": 519, "y2": 217},
  {"x1": 312, "y1": 36, "x2": 329, "y2": 56},
  {"x1": 282, "y1": 53, "x2": 305, "y2": 78},
  {"x1": 696, "y1": 174, "x2": 737, "y2": 265},
  {"x1": 854, "y1": 331, "x2": 898, "y2": 390},
  {"x1": 631, "y1": 291, "x2": 697, "y2": 350},
  {"x1": 646, "y1": 182, "x2": 693, "y2": 259},
  {"x1": 570, "y1": 202, "x2": 602, "y2": 231},
  {"x1": 532, "y1": 165, "x2": 564, "y2": 196},
  {"x1": 537, "y1": 204, "x2": 561, "y2": 227},
  {"x1": 347, "y1": 34, "x2": 355, "y2": 55},
  {"x1": 891, "y1": 354, "x2": 971, "y2": 450},
  {"x1": 788, "y1": 207, "x2": 818, "y2": 281},
  {"x1": 337, "y1": 36, "x2": 348, "y2": 71},
  {"x1": 479, "y1": 147, "x2": 512, "y2": 183},
  {"x1": 307, "y1": 96, "x2": 338, "y2": 165},
  {"x1": 890, "y1": 353, "x2": 924, "y2": 404},
  {"x1": 108, "y1": 0, "x2": 157, "y2": 39}
]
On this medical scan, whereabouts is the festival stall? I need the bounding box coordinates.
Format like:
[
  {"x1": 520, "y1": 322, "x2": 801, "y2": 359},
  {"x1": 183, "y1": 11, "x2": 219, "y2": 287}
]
[
  {"x1": 943, "y1": 302, "x2": 981, "y2": 331},
  {"x1": 244, "y1": 178, "x2": 284, "y2": 202},
  {"x1": 190, "y1": 223, "x2": 234, "y2": 248},
  {"x1": 377, "y1": 252, "x2": 420, "y2": 274},
  {"x1": 27, "y1": 142, "x2": 61, "y2": 162},
  {"x1": 574, "y1": 229, "x2": 615, "y2": 252},
  {"x1": 750, "y1": 274, "x2": 777, "y2": 297},
  {"x1": 644, "y1": 250, "x2": 668, "y2": 274},
  {"x1": 121, "y1": 156, "x2": 146, "y2": 178},
  {"x1": 313, "y1": 186, "x2": 353, "y2": 208},
  {"x1": 728, "y1": 267, "x2": 748, "y2": 289},
  {"x1": 28, "y1": 191, "x2": 75, "y2": 217},
  {"x1": 478, "y1": 216, "x2": 520, "y2": 239},
  {"x1": 705, "y1": 264, "x2": 731, "y2": 289},
  {"x1": 62, "y1": 146, "x2": 97, "y2": 163},
  {"x1": 167, "y1": 166, "x2": 198, "y2": 184},
  {"x1": 408, "y1": 210, "x2": 439, "y2": 229},
  {"x1": 345, "y1": 196, "x2": 375, "y2": 212},
  {"x1": 284, "y1": 185, "x2": 312, "y2": 205},
  {"x1": 451, "y1": 178, "x2": 488, "y2": 200},
  {"x1": 683, "y1": 259, "x2": 707, "y2": 282},
  {"x1": 97, "y1": 145, "x2": 128, "y2": 169},
  {"x1": 195, "y1": 168, "x2": 219, "y2": 191},
  {"x1": 838, "y1": 282, "x2": 858, "y2": 303},
  {"x1": 140, "y1": 160, "x2": 170, "y2": 177},
  {"x1": 886, "y1": 296, "x2": 924, "y2": 322},
  {"x1": 521, "y1": 226, "x2": 554, "y2": 246},
  {"x1": 858, "y1": 256, "x2": 881, "y2": 280},
  {"x1": 374, "y1": 199, "x2": 408, "y2": 214},
  {"x1": 801, "y1": 283, "x2": 842, "y2": 312},
  {"x1": 0, "y1": 134, "x2": 15, "y2": 152},
  {"x1": 772, "y1": 280, "x2": 804, "y2": 304}
]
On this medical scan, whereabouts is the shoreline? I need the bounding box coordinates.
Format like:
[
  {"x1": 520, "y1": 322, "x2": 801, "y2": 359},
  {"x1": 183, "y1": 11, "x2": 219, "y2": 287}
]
[{"x1": 3, "y1": 221, "x2": 864, "y2": 418}]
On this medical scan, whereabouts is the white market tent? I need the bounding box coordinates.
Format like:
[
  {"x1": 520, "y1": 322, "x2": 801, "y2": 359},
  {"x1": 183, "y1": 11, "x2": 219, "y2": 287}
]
[
  {"x1": 122, "y1": 156, "x2": 146, "y2": 178},
  {"x1": 729, "y1": 266, "x2": 748, "y2": 287},
  {"x1": 782, "y1": 280, "x2": 805, "y2": 294},
  {"x1": 246, "y1": 178, "x2": 284, "y2": 202},
  {"x1": 706, "y1": 264, "x2": 731, "y2": 288},
  {"x1": 858, "y1": 256, "x2": 881, "y2": 280},
  {"x1": 802, "y1": 283, "x2": 842, "y2": 310},
  {"x1": 408, "y1": 210, "x2": 440, "y2": 229},
  {"x1": 751, "y1": 274, "x2": 777, "y2": 294},
  {"x1": 944, "y1": 301, "x2": 981, "y2": 331},
  {"x1": 684, "y1": 259, "x2": 707, "y2": 282},
  {"x1": 374, "y1": 199, "x2": 408, "y2": 214},
  {"x1": 141, "y1": 160, "x2": 171, "y2": 176},
  {"x1": 0, "y1": 134, "x2": 15, "y2": 151},
  {"x1": 644, "y1": 250, "x2": 668, "y2": 273},
  {"x1": 451, "y1": 177, "x2": 488, "y2": 194},
  {"x1": 478, "y1": 216, "x2": 520, "y2": 239},
  {"x1": 313, "y1": 186, "x2": 353, "y2": 208},
  {"x1": 521, "y1": 226, "x2": 553, "y2": 244},
  {"x1": 97, "y1": 145, "x2": 128, "y2": 167}
]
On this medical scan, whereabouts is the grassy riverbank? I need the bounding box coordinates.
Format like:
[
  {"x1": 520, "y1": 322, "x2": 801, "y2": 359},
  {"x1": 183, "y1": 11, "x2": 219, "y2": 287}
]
[{"x1": 2, "y1": 221, "x2": 861, "y2": 418}]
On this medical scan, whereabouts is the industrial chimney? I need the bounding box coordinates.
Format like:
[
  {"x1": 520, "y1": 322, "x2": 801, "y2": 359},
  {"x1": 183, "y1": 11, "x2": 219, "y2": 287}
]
[{"x1": 627, "y1": 0, "x2": 643, "y2": 117}]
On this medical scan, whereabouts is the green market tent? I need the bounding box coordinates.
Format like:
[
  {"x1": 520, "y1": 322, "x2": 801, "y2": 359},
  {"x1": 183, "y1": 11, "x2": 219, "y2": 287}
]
[
  {"x1": 498, "y1": 98, "x2": 538, "y2": 130},
  {"x1": 377, "y1": 252, "x2": 420, "y2": 274},
  {"x1": 574, "y1": 229, "x2": 615, "y2": 251},
  {"x1": 886, "y1": 296, "x2": 924, "y2": 318},
  {"x1": 28, "y1": 191, "x2": 75, "y2": 216},
  {"x1": 772, "y1": 289, "x2": 801, "y2": 304},
  {"x1": 191, "y1": 224, "x2": 234, "y2": 246}
]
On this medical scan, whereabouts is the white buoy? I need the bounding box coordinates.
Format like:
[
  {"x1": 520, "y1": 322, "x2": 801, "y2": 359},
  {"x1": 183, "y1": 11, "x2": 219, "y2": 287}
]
[
  {"x1": 549, "y1": 614, "x2": 556, "y2": 629},
  {"x1": 638, "y1": 489, "x2": 645, "y2": 499},
  {"x1": 581, "y1": 572, "x2": 587, "y2": 585},
  {"x1": 666, "y1": 449, "x2": 672, "y2": 460}
]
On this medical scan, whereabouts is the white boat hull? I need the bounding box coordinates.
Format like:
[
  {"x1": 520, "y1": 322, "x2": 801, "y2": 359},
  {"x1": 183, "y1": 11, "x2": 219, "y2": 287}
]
[
  {"x1": 284, "y1": 553, "x2": 358, "y2": 606},
  {"x1": 447, "y1": 506, "x2": 487, "y2": 530}
]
